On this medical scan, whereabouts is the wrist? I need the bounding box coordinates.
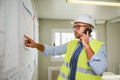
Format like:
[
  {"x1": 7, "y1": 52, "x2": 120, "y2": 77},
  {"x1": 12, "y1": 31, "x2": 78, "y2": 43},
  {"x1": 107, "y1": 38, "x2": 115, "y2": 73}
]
[
  {"x1": 85, "y1": 45, "x2": 90, "y2": 49},
  {"x1": 35, "y1": 43, "x2": 38, "y2": 48}
]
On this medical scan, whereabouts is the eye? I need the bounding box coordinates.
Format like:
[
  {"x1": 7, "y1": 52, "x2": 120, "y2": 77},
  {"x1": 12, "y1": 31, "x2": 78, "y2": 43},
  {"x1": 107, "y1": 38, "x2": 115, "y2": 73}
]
[
  {"x1": 73, "y1": 25, "x2": 81, "y2": 28},
  {"x1": 76, "y1": 25, "x2": 81, "y2": 28}
]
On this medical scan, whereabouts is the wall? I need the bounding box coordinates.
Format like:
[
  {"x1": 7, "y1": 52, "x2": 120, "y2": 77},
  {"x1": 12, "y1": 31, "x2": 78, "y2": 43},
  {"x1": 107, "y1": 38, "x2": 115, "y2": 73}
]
[
  {"x1": 0, "y1": 0, "x2": 38, "y2": 80},
  {"x1": 95, "y1": 24, "x2": 106, "y2": 42},
  {"x1": 106, "y1": 22, "x2": 120, "y2": 74},
  {"x1": 0, "y1": 0, "x2": 19, "y2": 79},
  {"x1": 38, "y1": 19, "x2": 106, "y2": 80},
  {"x1": 94, "y1": 22, "x2": 120, "y2": 74},
  {"x1": 0, "y1": 0, "x2": 5, "y2": 79}
]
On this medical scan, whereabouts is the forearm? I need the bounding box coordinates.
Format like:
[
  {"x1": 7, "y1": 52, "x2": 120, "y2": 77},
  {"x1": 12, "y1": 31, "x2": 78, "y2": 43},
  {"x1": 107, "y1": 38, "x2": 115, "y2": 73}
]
[
  {"x1": 85, "y1": 45, "x2": 94, "y2": 60},
  {"x1": 43, "y1": 43, "x2": 67, "y2": 56},
  {"x1": 35, "y1": 43, "x2": 45, "y2": 52},
  {"x1": 88, "y1": 45, "x2": 107, "y2": 75}
]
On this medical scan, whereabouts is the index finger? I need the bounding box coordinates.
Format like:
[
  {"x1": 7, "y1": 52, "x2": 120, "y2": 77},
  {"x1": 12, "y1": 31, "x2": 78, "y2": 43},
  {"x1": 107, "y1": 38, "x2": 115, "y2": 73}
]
[
  {"x1": 24, "y1": 35, "x2": 32, "y2": 40},
  {"x1": 86, "y1": 31, "x2": 89, "y2": 36}
]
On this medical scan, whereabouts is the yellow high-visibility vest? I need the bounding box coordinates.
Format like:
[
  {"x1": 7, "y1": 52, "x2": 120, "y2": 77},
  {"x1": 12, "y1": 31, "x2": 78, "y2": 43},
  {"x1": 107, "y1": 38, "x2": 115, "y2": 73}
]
[{"x1": 57, "y1": 39, "x2": 104, "y2": 80}]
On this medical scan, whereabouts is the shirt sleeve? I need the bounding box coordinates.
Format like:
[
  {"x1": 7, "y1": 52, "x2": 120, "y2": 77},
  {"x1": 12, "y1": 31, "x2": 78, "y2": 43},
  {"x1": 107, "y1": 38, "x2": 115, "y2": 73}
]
[
  {"x1": 88, "y1": 44, "x2": 107, "y2": 75},
  {"x1": 43, "y1": 43, "x2": 67, "y2": 56}
]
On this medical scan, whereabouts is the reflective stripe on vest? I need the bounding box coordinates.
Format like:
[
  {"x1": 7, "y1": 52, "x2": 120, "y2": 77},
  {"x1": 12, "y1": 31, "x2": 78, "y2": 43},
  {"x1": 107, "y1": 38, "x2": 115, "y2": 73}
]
[
  {"x1": 63, "y1": 61, "x2": 101, "y2": 76},
  {"x1": 77, "y1": 66, "x2": 96, "y2": 75},
  {"x1": 63, "y1": 61, "x2": 69, "y2": 67},
  {"x1": 59, "y1": 72, "x2": 68, "y2": 79},
  {"x1": 58, "y1": 61, "x2": 70, "y2": 80}
]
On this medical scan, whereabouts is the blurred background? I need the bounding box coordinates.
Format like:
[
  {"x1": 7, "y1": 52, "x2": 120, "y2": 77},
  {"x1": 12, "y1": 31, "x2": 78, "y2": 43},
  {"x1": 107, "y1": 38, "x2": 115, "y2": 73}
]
[{"x1": 0, "y1": 0, "x2": 120, "y2": 80}]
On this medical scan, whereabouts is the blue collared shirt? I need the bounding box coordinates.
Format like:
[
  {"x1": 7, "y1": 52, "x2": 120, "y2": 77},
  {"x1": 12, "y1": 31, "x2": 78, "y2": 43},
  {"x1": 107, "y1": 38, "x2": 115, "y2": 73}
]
[{"x1": 43, "y1": 38, "x2": 107, "y2": 75}]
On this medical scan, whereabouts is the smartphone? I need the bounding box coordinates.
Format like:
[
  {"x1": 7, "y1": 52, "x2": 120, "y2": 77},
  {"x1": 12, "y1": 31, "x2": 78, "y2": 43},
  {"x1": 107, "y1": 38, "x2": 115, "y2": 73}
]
[{"x1": 84, "y1": 28, "x2": 92, "y2": 35}]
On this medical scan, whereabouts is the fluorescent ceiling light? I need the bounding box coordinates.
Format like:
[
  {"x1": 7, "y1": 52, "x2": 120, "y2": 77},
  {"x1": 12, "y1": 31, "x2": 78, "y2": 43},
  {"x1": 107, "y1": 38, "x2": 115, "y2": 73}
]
[{"x1": 67, "y1": 0, "x2": 120, "y2": 6}]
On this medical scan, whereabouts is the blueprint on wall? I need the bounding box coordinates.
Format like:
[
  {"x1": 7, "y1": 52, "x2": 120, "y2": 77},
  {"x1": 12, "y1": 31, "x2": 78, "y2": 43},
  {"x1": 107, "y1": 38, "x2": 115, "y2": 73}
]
[
  {"x1": 0, "y1": 0, "x2": 5, "y2": 79},
  {"x1": 0, "y1": 33, "x2": 5, "y2": 80},
  {"x1": 18, "y1": 0, "x2": 38, "y2": 80},
  {"x1": 0, "y1": 0, "x2": 38, "y2": 80}
]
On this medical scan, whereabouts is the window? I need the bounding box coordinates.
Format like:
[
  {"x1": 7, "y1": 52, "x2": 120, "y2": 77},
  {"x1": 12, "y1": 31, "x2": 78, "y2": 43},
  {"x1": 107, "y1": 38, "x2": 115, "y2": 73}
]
[
  {"x1": 51, "y1": 29, "x2": 97, "y2": 61},
  {"x1": 51, "y1": 29, "x2": 75, "y2": 61}
]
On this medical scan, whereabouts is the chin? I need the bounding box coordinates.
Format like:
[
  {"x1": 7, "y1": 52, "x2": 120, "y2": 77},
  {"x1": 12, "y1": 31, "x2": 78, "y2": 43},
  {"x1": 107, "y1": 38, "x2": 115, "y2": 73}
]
[
  {"x1": 74, "y1": 33, "x2": 80, "y2": 39},
  {"x1": 75, "y1": 35, "x2": 80, "y2": 39}
]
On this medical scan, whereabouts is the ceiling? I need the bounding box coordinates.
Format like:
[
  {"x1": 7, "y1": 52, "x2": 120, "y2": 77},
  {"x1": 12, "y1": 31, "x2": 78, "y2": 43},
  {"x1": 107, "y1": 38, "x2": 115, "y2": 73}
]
[{"x1": 34, "y1": 0, "x2": 120, "y2": 22}]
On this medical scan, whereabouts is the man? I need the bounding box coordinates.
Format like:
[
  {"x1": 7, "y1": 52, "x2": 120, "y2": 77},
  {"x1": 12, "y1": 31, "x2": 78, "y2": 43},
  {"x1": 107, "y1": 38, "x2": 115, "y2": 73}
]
[{"x1": 24, "y1": 14, "x2": 107, "y2": 80}]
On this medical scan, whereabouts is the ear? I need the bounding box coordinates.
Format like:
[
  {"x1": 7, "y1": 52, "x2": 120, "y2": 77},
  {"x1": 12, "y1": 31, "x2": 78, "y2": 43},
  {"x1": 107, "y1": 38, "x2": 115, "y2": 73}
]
[
  {"x1": 88, "y1": 25, "x2": 92, "y2": 29},
  {"x1": 86, "y1": 24, "x2": 91, "y2": 29}
]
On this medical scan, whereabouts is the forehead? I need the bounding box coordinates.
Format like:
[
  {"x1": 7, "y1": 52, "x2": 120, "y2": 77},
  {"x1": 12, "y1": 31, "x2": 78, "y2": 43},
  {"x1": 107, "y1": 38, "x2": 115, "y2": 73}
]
[{"x1": 74, "y1": 22, "x2": 85, "y2": 25}]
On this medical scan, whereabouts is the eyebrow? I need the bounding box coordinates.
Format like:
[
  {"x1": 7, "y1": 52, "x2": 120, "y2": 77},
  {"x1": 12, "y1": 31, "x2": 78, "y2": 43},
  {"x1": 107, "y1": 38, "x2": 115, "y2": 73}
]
[{"x1": 74, "y1": 24, "x2": 86, "y2": 26}]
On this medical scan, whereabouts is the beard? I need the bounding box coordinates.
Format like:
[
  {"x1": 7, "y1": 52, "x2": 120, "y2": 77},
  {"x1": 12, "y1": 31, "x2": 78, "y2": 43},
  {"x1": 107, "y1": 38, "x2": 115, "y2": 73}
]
[{"x1": 74, "y1": 32, "x2": 80, "y2": 39}]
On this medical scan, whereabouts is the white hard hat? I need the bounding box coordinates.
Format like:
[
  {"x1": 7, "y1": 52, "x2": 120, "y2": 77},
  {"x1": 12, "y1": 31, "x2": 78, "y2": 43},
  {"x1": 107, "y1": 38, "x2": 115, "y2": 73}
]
[{"x1": 71, "y1": 14, "x2": 95, "y2": 27}]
